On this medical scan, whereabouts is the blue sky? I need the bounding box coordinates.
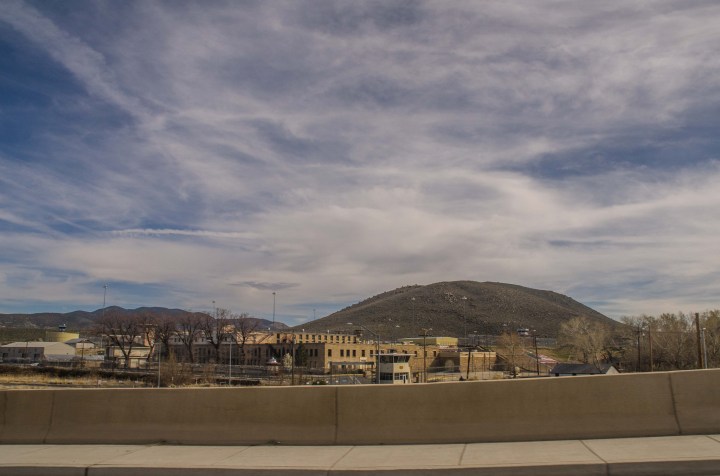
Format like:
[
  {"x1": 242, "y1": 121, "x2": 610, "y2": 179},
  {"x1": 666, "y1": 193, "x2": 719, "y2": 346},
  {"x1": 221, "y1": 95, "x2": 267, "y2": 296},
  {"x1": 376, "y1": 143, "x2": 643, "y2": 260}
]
[{"x1": 1, "y1": 0, "x2": 719, "y2": 325}]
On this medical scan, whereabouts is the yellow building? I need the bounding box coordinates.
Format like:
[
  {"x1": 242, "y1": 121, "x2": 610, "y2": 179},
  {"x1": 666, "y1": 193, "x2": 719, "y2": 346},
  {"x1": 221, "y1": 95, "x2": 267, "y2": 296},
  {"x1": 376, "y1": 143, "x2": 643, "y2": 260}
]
[
  {"x1": 165, "y1": 329, "x2": 498, "y2": 382},
  {"x1": 400, "y1": 336, "x2": 458, "y2": 346},
  {"x1": 45, "y1": 330, "x2": 80, "y2": 342}
]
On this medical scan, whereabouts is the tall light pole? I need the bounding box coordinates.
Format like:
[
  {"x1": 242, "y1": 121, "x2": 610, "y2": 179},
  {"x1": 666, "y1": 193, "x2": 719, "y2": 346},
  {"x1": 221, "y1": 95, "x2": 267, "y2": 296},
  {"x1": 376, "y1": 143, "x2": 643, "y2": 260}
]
[
  {"x1": 291, "y1": 333, "x2": 296, "y2": 385},
  {"x1": 461, "y1": 296, "x2": 468, "y2": 342},
  {"x1": 102, "y1": 284, "x2": 109, "y2": 317},
  {"x1": 701, "y1": 327, "x2": 708, "y2": 369},
  {"x1": 532, "y1": 330, "x2": 540, "y2": 376},
  {"x1": 157, "y1": 338, "x2": 162, "y2": 388},
  {"x1": 348, "y1": 323, "x2": 380, "y2": 384},
  {"x1": 272, "y1": 292, "x2": 276, "y2": 330},
  {"x1": 228, "y1": 332, "x2": 234, "y2": 382},
  {"x1": 695, "y1": 313, "x2": 704, "y2": 369},
  {"x1": 420, "y1": 328, "x2": 432, "y2": 383}
]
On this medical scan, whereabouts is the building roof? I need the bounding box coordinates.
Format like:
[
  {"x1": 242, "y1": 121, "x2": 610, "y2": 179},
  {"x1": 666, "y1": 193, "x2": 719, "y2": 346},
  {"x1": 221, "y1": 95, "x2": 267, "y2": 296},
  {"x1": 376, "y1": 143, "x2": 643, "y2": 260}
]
[
  {"x1": 64, "y1": 338, "x2": 93, "y2": 345},
  {"x1": 550, "y1": 363, "x2": 617, "y2": 375},
  {"x1": 1, "y1": 342, "x2": 74, "y2": 352}
]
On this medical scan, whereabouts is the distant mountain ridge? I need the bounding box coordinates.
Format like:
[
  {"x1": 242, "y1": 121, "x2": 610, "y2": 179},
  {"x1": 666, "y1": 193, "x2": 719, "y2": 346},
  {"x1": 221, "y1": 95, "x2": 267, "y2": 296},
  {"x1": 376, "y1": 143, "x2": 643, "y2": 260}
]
[
  {"x1": 0, "y1": 306, "x2": 286, "y2": 332},
  {"x1": 292, "y1": 281, "x2": 615, "y2": 338}
]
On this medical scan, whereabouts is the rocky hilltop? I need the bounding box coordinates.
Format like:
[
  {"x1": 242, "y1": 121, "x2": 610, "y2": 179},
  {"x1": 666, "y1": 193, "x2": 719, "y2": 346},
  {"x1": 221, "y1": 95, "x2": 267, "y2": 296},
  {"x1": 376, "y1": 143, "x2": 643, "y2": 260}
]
[{"x1": 293, "y1": 281, "x2": 615, "y2": 338}]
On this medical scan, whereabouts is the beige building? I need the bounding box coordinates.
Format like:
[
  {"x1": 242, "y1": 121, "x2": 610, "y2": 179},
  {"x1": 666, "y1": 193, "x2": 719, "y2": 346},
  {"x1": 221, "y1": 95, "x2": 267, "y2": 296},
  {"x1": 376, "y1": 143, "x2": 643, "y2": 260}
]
[
  {"x1": 0, "y1": 342, "x2": 75, "y2": 363},
  {"x1": 164, "y1": 329, "x2": 498, "y2": 382},
  {"x1": 378, "y1": 353, "x2": 412, "y2": 384}
]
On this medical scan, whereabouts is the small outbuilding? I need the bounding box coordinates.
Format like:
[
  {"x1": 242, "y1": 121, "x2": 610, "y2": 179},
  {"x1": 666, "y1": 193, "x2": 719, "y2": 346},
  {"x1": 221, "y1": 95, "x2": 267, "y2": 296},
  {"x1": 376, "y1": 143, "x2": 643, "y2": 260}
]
[
  {"x1": 550, "y1": 363, "x2": 619, "y2": 377},
  {"x1": 0, "y1": 342, "x2": 75, "y2": 364}
]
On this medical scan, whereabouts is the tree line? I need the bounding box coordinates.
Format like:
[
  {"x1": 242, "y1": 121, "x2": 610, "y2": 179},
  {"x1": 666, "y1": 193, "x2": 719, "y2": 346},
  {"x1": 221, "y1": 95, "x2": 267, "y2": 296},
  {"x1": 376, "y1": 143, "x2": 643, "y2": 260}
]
[
  {"x1": 558, "y1": 310, "x2": 720, "y2": 371},
  {"x1": 95, "y1": 308, "x2": 260, "y2": 368}
]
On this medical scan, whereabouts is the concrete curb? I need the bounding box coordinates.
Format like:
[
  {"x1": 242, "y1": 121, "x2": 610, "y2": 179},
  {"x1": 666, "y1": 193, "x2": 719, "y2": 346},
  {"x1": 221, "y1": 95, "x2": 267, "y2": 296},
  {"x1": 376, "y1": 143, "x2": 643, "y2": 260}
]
[{"x1": 1, "y1": 435, "x2": 719, "y2": 475}]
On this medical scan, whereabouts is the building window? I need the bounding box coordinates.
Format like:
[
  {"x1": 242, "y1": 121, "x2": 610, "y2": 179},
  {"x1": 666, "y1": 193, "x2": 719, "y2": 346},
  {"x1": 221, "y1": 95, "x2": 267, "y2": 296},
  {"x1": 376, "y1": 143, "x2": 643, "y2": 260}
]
[
  {"x1": 340, "y1": 349, "x2": 344, "y2": 357},
  {"x1": 361, "y1": 350, "x2": 365, "y2": 357},
  {"x1": 352, "y1": 350, "x2": 356, "y2": 357},
  {"x1": 328, "y1": 349, "x2": 332, "y2": 357}
]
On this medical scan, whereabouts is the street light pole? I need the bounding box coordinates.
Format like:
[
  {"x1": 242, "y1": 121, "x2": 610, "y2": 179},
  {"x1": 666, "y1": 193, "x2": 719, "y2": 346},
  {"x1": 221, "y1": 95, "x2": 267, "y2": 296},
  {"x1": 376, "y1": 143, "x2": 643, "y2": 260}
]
[
  {"x1": 291, "y1": 334, "x2": 296, "y2": 385},
  {"x1": 701, "y1": 327, "x2": 708, "y2": 369},
  {"x1": 102, "y1": 284, "x2": 109, "y2": 319},
  {"x1": 533, "y1": 331, "x2": 540, "y2": 376},
  {"x1": 348, "y1": 323, "x2": 380, "y2": 384},
  {"x1": 157, "y1": 341, "x2": 162, "y2": 388},
  {"x1": 272, "y1": 292, "x2": 276, "y2": 330},
  {"x1": 420, "y1": 328, "x2": 432, "y2": 383},
  {"x1": 461, "y1": 296, "x2": 468, "y2": 342}
]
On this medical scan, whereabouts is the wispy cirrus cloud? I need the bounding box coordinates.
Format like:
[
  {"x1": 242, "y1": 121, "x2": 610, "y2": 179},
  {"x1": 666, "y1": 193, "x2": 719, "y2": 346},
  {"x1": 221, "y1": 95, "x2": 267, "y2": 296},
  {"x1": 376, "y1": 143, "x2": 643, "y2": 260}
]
[{"x1": 112, "y1": 229, "x2": 259, "y2": 240}]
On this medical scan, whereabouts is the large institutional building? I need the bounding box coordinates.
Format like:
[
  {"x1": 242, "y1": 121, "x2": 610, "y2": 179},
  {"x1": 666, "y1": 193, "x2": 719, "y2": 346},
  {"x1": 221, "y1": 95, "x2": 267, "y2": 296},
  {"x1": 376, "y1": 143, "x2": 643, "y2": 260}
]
[{"x1": 164, "y1": 330, "x2": 496, "y2": 383}]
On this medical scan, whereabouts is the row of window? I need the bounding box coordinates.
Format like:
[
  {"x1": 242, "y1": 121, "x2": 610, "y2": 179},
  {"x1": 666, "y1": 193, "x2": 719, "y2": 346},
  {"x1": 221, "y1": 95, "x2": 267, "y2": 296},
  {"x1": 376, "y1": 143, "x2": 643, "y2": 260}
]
[
  {"x1": 379, "y1": 372, "x2": 410, "y2": 381},
  {"x1": 276, "y1": 333, "x2": 358, "y2": 344}
]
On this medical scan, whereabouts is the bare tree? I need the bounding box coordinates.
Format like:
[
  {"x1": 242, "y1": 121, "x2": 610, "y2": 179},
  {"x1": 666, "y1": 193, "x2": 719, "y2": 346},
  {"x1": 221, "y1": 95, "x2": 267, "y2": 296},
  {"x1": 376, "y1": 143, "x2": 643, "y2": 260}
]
[
  {"x1": 201, "y1": 308, "x2": 232, "y2": 363},
  {"x1": 232, "y1": 313, "x2": 260, "y2": 364},
  {"x1": 97, "y1": 310, "x2": 143, "y2": 369},
  {"x1": 702, "y1": 310, "x2": 720, "y2": 367},
  {"x1": 652, "y1": 313, "x2": 694, "y2": 370},
  {"x1": 153, "y1": 312, "x2": 178, "y2": 359},
  {"x1": 558, "y1": 316, "x2": 610, "y2": 367},
  {"x1": 176, "y1": 312, "x2": 204, "y2": 363},
  {"x1": 498, "y1": 330, "x2": 524, "y2": 377},
  {"x1": 138, "y1": 311, "x2": 158, "y2": 362}
]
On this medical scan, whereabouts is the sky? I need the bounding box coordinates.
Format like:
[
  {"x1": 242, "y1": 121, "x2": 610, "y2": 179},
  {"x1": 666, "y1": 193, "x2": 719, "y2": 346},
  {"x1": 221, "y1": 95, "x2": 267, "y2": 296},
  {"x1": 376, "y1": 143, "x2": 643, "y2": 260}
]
[{"x1": 1, "y1": 0, "x2": 719, "y2": 325}]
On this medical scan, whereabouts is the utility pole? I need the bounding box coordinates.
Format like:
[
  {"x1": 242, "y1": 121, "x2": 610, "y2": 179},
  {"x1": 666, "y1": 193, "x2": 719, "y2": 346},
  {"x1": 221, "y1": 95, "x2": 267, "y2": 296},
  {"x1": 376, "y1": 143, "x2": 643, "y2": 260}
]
[
  {"x1": 272, "y1": 292, "x2": 276, "y2": 329},
  {"x1": 157, "y1": 342, "x2": 161, "y2": 388},
  {"x1": 466, "y1": 347, "x2": 472, "y2": 380},
  {"x1": 648, "y1": 324, "x2": 654, "y2": 372},
  {"x1": 291, "y1": 334, "x2": 296, "y2": 385},
  {"x1": 420, "y1": 328, "x2": 432, "y2": 383},
  {"x1": 461, "y1": 296, "x2": 468, "y2": 341},
  {"x1": 636, "y1": 325, "x2": 642, "y2": 372},
  {"x1": 695, "y1": 313, "x2": 704, "y2": 369},
  {"x1": 533, "y1": 331, "x2": 540, "y2": 376},
  {"x1": 229, "y1": 333, "x2": 233, "y2": 382},
  {"x1": 102, "y1": 284, "x2": 109, "y2": 317}
]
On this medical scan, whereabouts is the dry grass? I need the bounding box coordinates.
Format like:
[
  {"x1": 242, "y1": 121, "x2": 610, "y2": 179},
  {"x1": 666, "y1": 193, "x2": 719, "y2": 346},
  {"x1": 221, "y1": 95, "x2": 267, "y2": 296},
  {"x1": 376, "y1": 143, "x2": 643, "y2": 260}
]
[{"x1": 0, "y1": 371, "x2": 149, "y2": 389}]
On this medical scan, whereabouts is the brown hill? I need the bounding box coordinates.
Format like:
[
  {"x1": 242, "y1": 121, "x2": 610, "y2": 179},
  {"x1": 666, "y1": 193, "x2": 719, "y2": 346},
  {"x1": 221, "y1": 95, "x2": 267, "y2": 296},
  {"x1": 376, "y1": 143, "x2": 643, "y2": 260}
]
[
  {"x1": 292, "y1": 281, "x2": 615, "y2": 338},
  {"x1": 0, "y1": 306, "x2": 286, "y2": 335}
]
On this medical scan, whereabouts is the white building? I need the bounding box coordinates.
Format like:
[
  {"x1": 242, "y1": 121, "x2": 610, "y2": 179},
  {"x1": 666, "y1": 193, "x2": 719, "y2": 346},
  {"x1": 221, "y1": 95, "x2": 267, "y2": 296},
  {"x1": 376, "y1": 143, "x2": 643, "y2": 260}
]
[
  {"x1": 0, "y1": 342, "x2": 75, "y2": 363},
  {"x1": 378, "y1": 353, "x2": 413, "y2": 384}
]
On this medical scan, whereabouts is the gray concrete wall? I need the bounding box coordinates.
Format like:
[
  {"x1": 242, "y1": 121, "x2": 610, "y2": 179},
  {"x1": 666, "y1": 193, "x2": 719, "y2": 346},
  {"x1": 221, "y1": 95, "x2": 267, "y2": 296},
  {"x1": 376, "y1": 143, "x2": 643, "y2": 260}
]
[{"x1": 0, "y1": 369, "x2": 718, "y2": 445}]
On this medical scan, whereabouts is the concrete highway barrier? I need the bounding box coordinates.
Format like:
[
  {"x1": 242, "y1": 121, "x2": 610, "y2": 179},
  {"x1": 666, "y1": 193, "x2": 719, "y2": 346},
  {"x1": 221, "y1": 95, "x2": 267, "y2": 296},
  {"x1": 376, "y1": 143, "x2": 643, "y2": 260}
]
[{"x1": 0, "y1": 369, "x2": 717, "y2": 445}]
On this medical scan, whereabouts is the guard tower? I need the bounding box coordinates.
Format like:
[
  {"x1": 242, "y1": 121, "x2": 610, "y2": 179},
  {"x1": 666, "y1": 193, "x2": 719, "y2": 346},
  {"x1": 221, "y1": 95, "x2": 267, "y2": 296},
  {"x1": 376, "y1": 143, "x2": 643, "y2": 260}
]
[{"x1": 378, "y1": 352, "x2": 412, "y2": 384}]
